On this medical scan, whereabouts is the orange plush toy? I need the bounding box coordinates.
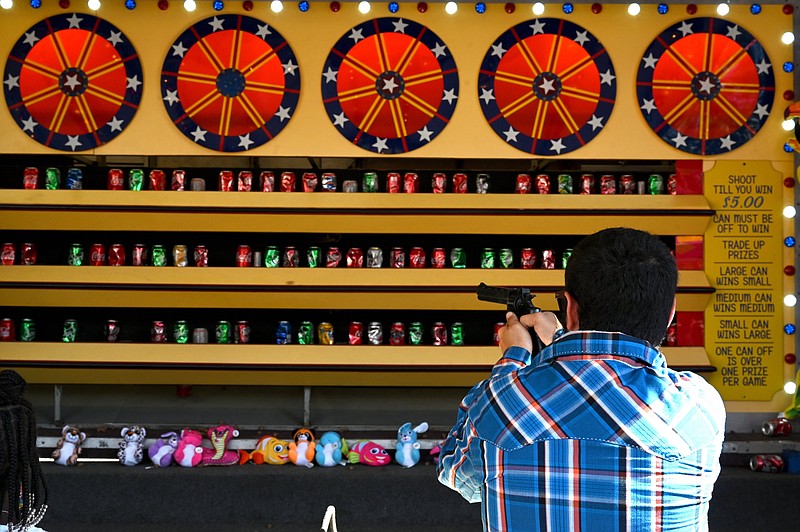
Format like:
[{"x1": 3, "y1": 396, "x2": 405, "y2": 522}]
[
  {"x1": 288, "y1": 428, "x2": 316, "y2": 468},
  {"x1": 239, "y1": 435, "x2": 290, "y2": 465}
]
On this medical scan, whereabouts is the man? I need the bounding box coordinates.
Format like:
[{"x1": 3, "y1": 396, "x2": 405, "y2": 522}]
[{"x1": 437, "y1": 227, "x2": 726, "y2": 531}]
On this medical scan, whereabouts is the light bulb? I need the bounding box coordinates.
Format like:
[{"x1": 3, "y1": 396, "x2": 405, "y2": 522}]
[
  {"x1": 782, "y1": 32, "x2": 795, "y2": 45},
  {"x1": 358, "y1": 0, "x2": 370, "y2": 13},
  {"x1": 88, "y1": 0, "x2": 100, "y2": 9},
  {"x1": 0, "y1": 0, "x2": 12, "y2": 8},
  {"x1": 717, "y1": 2, "x2": 730, "y2": 16},
  {"x1": 532, "y1": 2, "x2": 544, "y2": 15},
  {"x1": 628, "y1": 3, "x2": 640, "y2": 16},
  {"x1": 183, "y1": 0, "x2": 196, "y2": 11},
  {"x1": 782, "y1": 118, "x2": 796, "y2": 131},
  {"x1": 785, "y1": 381, "x2": 797, "y2": 395},
  {"x1": 785, "y1": 294, "x2": 798, "y2": 307},
  {"x1": 783, "y1": 205, "x2": 797, "y2": 218},
  {"x1": 445, "y1": 1, "x2": 457, "y2": 14},
  {"x1": 270, "y1": 0, "x2": 283, "y2": 12}
]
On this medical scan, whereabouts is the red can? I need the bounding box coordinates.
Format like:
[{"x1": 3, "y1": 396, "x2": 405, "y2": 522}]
[
  {"x1": 151, "y1": 321, "x2": 167, "y2": 343},
  {"x1": 280, "y1": 171, "x2": 296, "y2": 192},
  {"x1": 302, "y1": 172, "x2": 318, "y2": 192},
  {"x1": 390, "y1": 247, "x2": 405, "y2": 268},
  {"x1": 432, "y1": 172, "x2": 447, "y2": 193},
  {"x1": 326, "y1": 247, "x2": 342, "y2": 267},
  {"x1": 108, "y1": 168, "x2": 124, "y2": 190},
  {"x1": 149, "y1": 169, "x2": 166, "y2": 191},
  {"x1": 236, "y1": 245, "x2": 253, "y2": 267},
  {"x1": 23, "y1": 167, "x2": 39, "y2": 189},
  {"x1": 171, "y1": 169, "x2": 186, "y2": 191},
  {"x1": 219, "y1": 170, "x2": 234, "y2": 191},
  {"x1": 664, "y1": 321, "x2": 677, "y2": 346},
  {"x1": 404, "y1": 172, "x2": 419, "y2": 193},
  {"x1": 19, "y1": 243, "x2": 36, "y2": 265},
  {"x1": 492, "y1": 322, "x2": 504, "y2": 346},
  {"x1": 600, "y1": 175, "x2": 616, "y2": 195},
  {"x1": 580, "y1": 174, "x2": 594, "y2": 195},
  {"x1": 432, "y1": 322, "x2": 448, "y2": 346},
  {"x1": 132, "y1": 244, "x2": 147, "y2": 266},
  {"x1": 238, "y1": 170, "x2": 253, "y2": 192},
  {"x1": 431, "y1": 248, "x2": 446, "y2": 268},
  {"x1": 235, "y1": 321, "x2": 251, "y2": 344},
  {"x1": 387, "y1": 172, "x2": 401, "y2": 193},
  {"x1": 452, "y1": 173, "x2": 468, "y2": 194},
  {"x1": 409, "y1": 247, "x2": 426, "y2": 268},
  {"x1": 535, "y1": 174, "x2": 550, "y2": 194},
  {"x1": 750, "y1": 454, "x2": 785, "y2": 473},
  {"x1": 762, "y1": 418, "x2": 793, "y2": 437},
  {"x1": 0, "y1": 318, "x2": 15, "y2": 341},
  {"x1": 260, "y1": 171, "x2": 275, "y2": 192},
  {"x1": 348, "y1": 321, "x2": 364, "y2": 345},
  {"x1": 667, "y1": 173, "x2": 677, "y2": 195},
  {"x1": 620, "y1": 174, "x2": 636, "y2": 195},
  {"x1": 108, "y1": 244, "x2": 126, "y2": 266},
  {"x1": 283, "y1": 246, "x2": 299, "y2": 267},
  {"x1": 516, "y1": 174, "x2": 532, "y2": 194},
  {"x1": 541, "y1": 249, "x2": 555, "y2": 269},
  {"x1": 1, "y1": 243, "x2": 16, "y2": 265},
  {"x1": 520, "y1": 248, "x2": 536, "y2": 269},
  {"x1": 346, "y1": 247, "x2": 364, "y2": 268},
  {"x1": 193, "y1": 245, "x2": 209, "y2": 267},
  {"x1": 105, "y1": 320, "x2": 120, "y2": 342},
  {"x1": 389, "y1": 322, "x2": 406, "y2": 345},
  {"x1": 89, "y1": 243, "x2": 107, "y2": 266}
]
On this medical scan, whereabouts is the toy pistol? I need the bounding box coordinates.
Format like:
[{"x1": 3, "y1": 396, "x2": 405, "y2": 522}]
[{"x1": 476, "y1": 283, "x2": 541, "y2": 315}]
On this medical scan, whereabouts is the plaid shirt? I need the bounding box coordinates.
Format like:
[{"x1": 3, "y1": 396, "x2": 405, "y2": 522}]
[{"x1": 437, "y1": 330, "x2": 726, "y2": 532}]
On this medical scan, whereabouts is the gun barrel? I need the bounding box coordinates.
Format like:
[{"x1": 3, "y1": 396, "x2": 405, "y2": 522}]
[{"x1": 476, "y1": 282, "x2": 510, "y2": 305}]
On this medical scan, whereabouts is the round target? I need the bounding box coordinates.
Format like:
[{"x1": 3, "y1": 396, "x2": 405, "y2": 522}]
[
  {"x1": 478, "y1": 18, "x2": 616, "y2": 156},
  {"x1": 321, "y1": 17, "x2": 459, "y2": 154},
  {"x1": 636, "y1": 17, "x2": 775, "y2": 155},
  {"x1": 161, "y1": 15, "x2": 300, "y2": 152},
  {"x1": 3, "y1": 13, "x2": 142, "y2": 152}
]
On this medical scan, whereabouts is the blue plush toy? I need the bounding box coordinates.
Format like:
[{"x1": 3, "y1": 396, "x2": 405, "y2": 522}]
[
  {"x1": 315, "y1": 431, "x2": 348, "y2": 467},
  {"x1": 395, "y1": 422, "x2": 428, "y2": 468},
  {"x1": 148, "y1": 431, "x2": 179, "y2": 468},
  {"x1": 118, "y1": 425, "x2": 147, "y2": 466}
]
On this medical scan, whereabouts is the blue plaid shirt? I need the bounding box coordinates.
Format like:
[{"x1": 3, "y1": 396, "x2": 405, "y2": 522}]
[{"x1": 437, "y1": 330, "x2": 726, "y2": 532}]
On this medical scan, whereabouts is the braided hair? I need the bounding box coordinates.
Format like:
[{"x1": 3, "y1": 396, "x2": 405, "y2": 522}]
[{"x1": 0, "y1": 370, "x2": 48, "y2": 531}]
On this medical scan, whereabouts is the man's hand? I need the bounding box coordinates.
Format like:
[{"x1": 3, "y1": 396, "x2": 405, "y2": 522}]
[
  {"x1": 499, "y1": 312, "x2": 563, "y2": 354},
  {"x1": 519, "y1": 311, "x2": 563, "y2": 346}
]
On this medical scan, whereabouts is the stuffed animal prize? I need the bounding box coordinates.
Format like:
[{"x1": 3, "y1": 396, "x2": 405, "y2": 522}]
[
  {"x1": 148, "y1": 431, "x2": 180, "y2": 468},
  {"x1": 395, "y1": 422, "x2": 429, "y2": 468},
  {"x1": 288, "y1": 428, "x2": 316, "y2": 468},
  {"x1": 239, "y1": 435, "x2": 290, "y2": 465},
  {"x1": 201, "y1": 424, "x2": 240, "y2": 466},
  {"x1": 315, "y1": 431, "x2": 348, "y2": 467},
  {"x1": 52, "y1": 425, "x2": 86, "y2": 466},
  {"x1": 346, "y1": 440, "x2": 391, "y2": 467},
  {"x1": 118, "y1": 425, "x2": 147, "y2": 466},
  {"x1": 174, "y1": 428, "x2": 204, "y2": 468}
]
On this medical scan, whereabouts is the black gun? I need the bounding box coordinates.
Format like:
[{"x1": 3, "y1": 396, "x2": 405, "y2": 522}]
[{"x1": 476, "y1": 283, "x2": 541, "y2": 315}]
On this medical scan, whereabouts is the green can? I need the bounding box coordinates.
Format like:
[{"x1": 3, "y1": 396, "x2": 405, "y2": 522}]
[
  {"x1": 499, "y1": 248, "x2": 514, "y2": 268},
  {"x1": 562, "y1": 249, "x2": 573, "y2": 269},
  {"x1": 557, "y1": 174, "x2": 573, "y2": 194},
  {"x1": 215, "y1": 320, "x2": 231, "y2": 344},
  {"x1": 129, "y1": 169, "x2": 144, "y2": 191},
  {"x1": 151, "y1": 245, "x2": 167, "y2": 266},
  {"x1": 173, "y1": 320, "x2": 189, "y2": 344},
  {"x1": 362, "y1": 172, "x2": 379, "y2": 192},
  {"x1": 450, "y1": 322, "x2": 464, "y2": 346},
  {"x1": 408, "y1": 322, "x2": 424, "y2": 345},
  {"x1": 45, "y1": 167, "x2": 61, "y2": 190},
  {"x1": 68, "y1": 243, "x2": 84, "y2": 266},
  {"x1": 298, "y1": 321, "x2": 314, "y2": 345},
  {"x1": 450, "y1": 248, "x2": 466, "y2": 268},
  {"x1": 648, "y1": 174, "x2": 664, "y2": 195},
  {"x1": 480, "y1": 248, "x2": 497, "y2": 269},
  {"x1": 264, "y1": 246, "x2": 280, "y2": 268},
  {"x1": 307, "y1": 247, "x2": 321, "y2": 268},
  {"x1": 20, "y1": 319, "x2": 35, "y2": 342},
  {"x1": 62, "y1": 319, "x2": 78, "y2": 342}
]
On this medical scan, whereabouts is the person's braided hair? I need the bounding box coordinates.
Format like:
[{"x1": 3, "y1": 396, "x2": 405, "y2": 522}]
[{"x1": 0, "y1": 370, "x2": 48, "y2": 531}]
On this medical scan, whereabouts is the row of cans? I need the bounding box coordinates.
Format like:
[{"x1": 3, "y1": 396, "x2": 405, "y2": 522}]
[
  {"x1": 56, "y1": 243, "x2": 207, "y2": 267},
  {"x1": 514, "y1": 173, "x2": 676, "y2": 195},
  {"x1": 282, "y1": 321, "x2": 463, "y2": 346},
  {"x1": 1, "y1": 242, "x2": 37, "y2": 265}
]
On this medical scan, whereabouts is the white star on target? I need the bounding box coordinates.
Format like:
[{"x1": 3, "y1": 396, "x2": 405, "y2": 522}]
[
  {"x1": 726, "y1": 25, "x2": 741, "y2": 41},
  {"x1": 698, "y1": 77, "x2": 715, "y2": 94},
  {"x1": 373, "y1": 137, "x2": 388, "y2": 153},
  {"x1": 392, "y1": 19, "x2": 408, "y2": 33},
  {"x1": 431, "y1": 42, "x2": 447, "y2": 58},
  {"x1": 491, "y1": 43, "x2": 506, "y2": 59},
  {"x1": 600, "y1": 70, "x2": 615, "y2": 86},
  {"x1": 504, "y1": 126, "x2": 519, "y2": 143},
  {"x1": 382, "y1": 78, "x2": 398, "y2": 93},
  {"x1": 442, "y1": 88, "x2": 458, "y2": 104},
  {"x1": 107, "y1": 116, "x2": 124, "y2": 132},
  {"x1": 63, "y1": 74, "x2": 81, "y2": 90},
  {"x1": 333, "y1": 112, "x2": 349, "y2": 128},
  {"x1": 753, "y1": 103, "x2": 769, "y2": 119},
  {"x1": 672, "y1": 132, "x2": 688, "y2": 148},
  {"x1": 275, "y1": 105, "x2": 292, "y2": 122},
  {"x1": 349, "y1": 28, "x2": 365, "y2": 43},
  {"x1": 107, "y1": 30, "x2": 123, "y2": 47},
  {"x1": 238, "y1": 134, "x2": 254, "y2": 150},
  {"x1": 588, "y1": 114, "x2": 604, "y2": 131},
  {"x1": 719, "y1": 135, "x2": 736, "y2": 151},
  {"x1": 4, "y1": 74, "x2": 19, "y2": 91},
  {"x1": 323, "y1": 67, "x2": 338, "y2": 84},
  {"x1": 282, "y1": 59, "x2": 298, "y2": 76},
  {"x1": 21, "y1": 116, "x2": 37, "y2": 133},
  {"x1": 756, "y1": 59, "x2": 772, "y2": 75},
  {"x1": 163, "y1": 90, "x2": 179, "y2": 106},
  {"x1": 191, "y1": 126, "x2": 207, "y2": 142},
  {"x1": 640, "y1": 98, "x2": 657, "y2": 114},
  {"x1": 642, "y1": 53, "x2": 658, "y2": 69},
  {"x1": 574, "y1": 30, "x2": 589, "y2": 47},
  {"x1": 22, "y1": 31, "x2": 39, "y2": 47},
  {"x1": 417, "y1": 126, "x2": 433, "y2": 142},
  {"x1": 479, "y1": 88, "x2": 495, "y2": 105},
  {"x1": 209, "y1": 17, "x2": 225, "y2": 32},
  {"x1": 172, "y1": 42, "x2": 188, "y2": 58},
  {"x1": 65, "y1": 135, "x2": 82, "y2": 151},
  {"x1": 678, "y1": 21, "x2": 693, "y2": 36},
  {"x1": 539, "y1": 77, "x2": 555, "y2": 94},
  {"x1": 126, "y1": 75, "x2": 142, "y2": 91},
  {"x1": 66, "y1": 14, "x2": 83, "y2": 29},
  {"x1": 550, "y1": 138, "x2": 566, "y2": 154},
  {"x1": 530, "y1": 19, "x2": 546, "y2": 35},
  {"x1": 256, "y1": 24, "x2": 272, "y2": 39}
]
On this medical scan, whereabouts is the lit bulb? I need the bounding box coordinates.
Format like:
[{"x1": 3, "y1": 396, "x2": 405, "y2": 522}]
[
  {"x1": 784, "y1": 205, "x2": 797, "y2": 218},
  {"x1": 782, "y1": 118, "x2": 796, "y2": 131},
  {"x1": 716, "y1": 2, "x2": 730, "y2": 16},
  {"x1": 87, "y1": 0, "x2": 100, "y2": 9},
  {"x1": 782, "y1": 32, "x2": 795, "y2": 45},
  {"x1": 270, "y1": 0, "x2": 283, "y2": 12},
  {"x1": 627, "y1": 3, "x2": 640, "y2": 16},
  {"x1": 0, "y1": 0, "x2": 12, "y2": 9},
  {"x1": 784, "y1": 294, "x2": 797, "y2": 307},
  {"x1": 183, "y1": 0, "x2": 196, "y2": 11},
  {"x1": 532, "y1": 2, "x2": 544, "y2": 15},
  {"x1": 785, "y1": 381, "x2": 797, "y2": 395}
]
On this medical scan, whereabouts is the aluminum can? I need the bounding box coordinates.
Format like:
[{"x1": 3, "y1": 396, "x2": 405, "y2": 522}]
[
  {"x1": 0, "y1": 319, "x2": 15, "y2": 341},
  {"x1": 88, "y1": 243, "x2": 106, "y2": 266},
  {"x1": 476, "y1": 173, "x2": 490, "y2": 194},
  {"x1": 450, "y1": 248, "x2": 466, "y2": 268},
  {"x1": 20, "y1": 319, "x2": 35, "y2": 342},
  {"x1": 132, "y1": 244, "x2": 147, "y2": 266},
  {"x1": 389, "y1": 322, "x2": 406, "y2": 345},
  {"x1": 280, "y1": 171, "x2": 295, "y2": 192},
  {"x1": 173, "y1": 245, "x2": 189, "y2": 267},
  {"x1": 23, "y1": 167, "x2": 39, "y2": 189},
  {"x1": 390, "y1": 247, "x2": 405, "y2": 268},
  {"x1": 171, "y1": 170, "x2": 186, "y2": 191},
  {"x1": 302, "y1": 172, "x2": 318, "y2": 192},
  {"x1": 561, "y1": 249, "x2": 573, "y2": 269},
  {"x1": 580, "y1": 174, "x2": 594, "y2": 195},
  {"x1": 431, "y1": 248, "x2": 446, "y2": 268},
  {"x1": 104, "y1": 320, "x2": 119, "y2": 342},
  {"x1": 108, "y1": 168, "x2": 124, "y2": 190},
  {"x1": 600, "y1": 175, "x2": 616, "y2": 195},
  {"x1": 253, "y1": 251, "x2": 262, "y2": 267},
  {"x1": 149, "y1": 169, "x2": 166, "y2": 191},
  {"x1": 128, "y1": 169, "x2": 144, "y2": 191},
  {"x1": 326, "y1": 247, "x2": 342, "y2": 267},
  {"x1": 620, "y1": 174, "x2": 636, "y2": 194},
  {"x1": 260, "y1": 171, "x2": 275, "y2": 192},
  {"x1": 432, "y1": 322, "x2": 448, "y2": 346},
  {"x1": 542, "y1": 249, "x2": 555, "y2": 270},
  {"x1": 557, "y1": 174, "x2": 573, "y2": 194},
  {"x1": 282, "y1": 246, "x2": 299, "y2": 267},
  {"x1": 432, "y1": 172, "x2": 447, "y2": 193},
  {"x1": 192, "y1": 328, "x2": 209, "y2": 344},
  {"x1": 298, "y1": 321, "x2": 314, "y2": 345},
  {"x1": 151, "y1": 245, "x2": 167, "y2": 267},
  {"x1": 367, "y1": 321, "x2": 383, "y2": 345},
  {"x1": 409, "y1": 247, "x2": 426, "y2": 268},
  {"x1": 408, "y1": 322, "x2": 424, "y2": 345},
  {"x1": 264, "y1": 246, "x2": 280, "y2": 268},
  {"x1": 493, "y1": 323, "x2": 504, "y2": 346},
  {"x1": 108, "y1": 244, "x2": 125, "y2": 266},
  {"x1": 236, "y1": 245, "x2": 253, "y2": 267},
  {"x1": 318, "y1": 322, "x2": 334, "y2": 345},
  {"x1": 498, "y1": 248, "x2": 514, "y2": 269},
  {"x1": 403, "y1": 172, "x2": 419, "y2": 193},
  {"x1": 452, "y1": 173, "x2": 468, "y2": 194},
  {"x1": 362, "y1": 172, "x2": 379, "y2": 192},
  {"x1": 342, "y1": 180, "x2": 358, "y2": 193},
  {"x1": 238, "y1": 170, "x2": 253, "y2": 192},
  {"x1": 218, "y1": 170, "x2": 234, "y2": 191},
  {"x1": 515, "y1": 174, "x2": 531, "y2": 194},
  {"x1": 307, "y1": 247, "x2": 321, "y2": 268},
  {"x1": 750, "y1": 454, "x2": 785, "y2": 473},
  {"x1": 346, "y1": 248, "x2": 364, "y2": 268},
  {"x1": 762, "y1": 418, "x2": 793, "y2": 437},
  {"x1": 45, "y1": 167, "x2": 61, "y2": 190},
  {"x1": 276, "y1": 321, "x2": 292, "y2": 344},
  {"x1": 189, "y1": 178, "x2": 205, "y2": 191},
  {"x1": 520, "y1": 248, "x2": 536, "y2": 269},
  {"x1": 173, "y1": 321, "x2": 189, "y2": 344},
  {"x1": 348, "y1": 321, "x2": 364, "y2": 345},
  {"x1": 367, "y1": 247, "x2": 383, "y2": 268},
  {"x1": 66, "y1": 168, "x2": 83, "y2": 190},
  {"x1": 667, "y1": 174, "x2": 677, "y2": 195},
  {"x1": 62, "y1": 319, "x2": 78, "y2": 342},
  {"x1": 193, "y1": 245, "x2": 208, "y2": 267},
  {"x1": 68, "y1": 243, "x2": 84, "y2": 266},
  {"x1": 387, "y1": 172, "x2": 401, "y2": 193},
  {"x1": 648, "y1": 174, "x2": 664, "y2": 195},
  {"x1": 450, "y1": 322, "x2": 464, "y2": 346},
  {"x1": 1, "y1": 243, "x2": 15, "y2": 265},
  {"x1": 480, "y1": 248, "x2": 497, "y2": 269},
  {"x1": 215, "y1": 320, "x2": 231, "y2": 344},
  {"x1": 536, "y1": 174, "x2": 551, "y2": 194},
  {"x1": 151, "y1": 321, "x2": 167, "y2": 342},
  {"x1": 321, "y1": 172, "x2": 337, "y2": 192},
  {"x1": 235, "y1": 321, "x2": 251, "y2": 344}
]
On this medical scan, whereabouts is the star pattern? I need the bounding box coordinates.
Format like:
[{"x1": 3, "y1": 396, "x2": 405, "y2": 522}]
[
  {"x1": 504, "y1": 126, "x2": 519, "y2": 142},
  {"x1": 22, "y1": 31, "x2": 39, "y2": 47},
  {"x1": 66, "y1": 14, "x2": 83, "y2": 29},
  {"x1": 191, "y1": 126, "x2": 207, "y2": 142},
  {"x1": 323, "y1": 67, "x2": 338, "y2": 84},
  {"x1": 275, "y1": 106, "x2": 292, "y2": 122},
  {"x1": 107, "y1": 116, "x2": 124, "y2": 132},
  {"x1": 550, "y1": 138, "x2": 566, "y2": 154},
  {"x1": 107, "y1": 30, "x2": 123, "y2": 47},
  {"x1": 126, "y1": 75, "x2": 142, "y2": 91},
  {"x1": 479, "y1": 88, "x2": 495, "y2": 105},
  {"x1": 333, "y1": 112, "x2": 349, "y2": 128},
  {"x1": 417, "y1": 126, "x2": 433, "y2": 142},
  {"x1": 172, "y1": 42, "x2": 188, "y2": 58},
  {"x1": 4, "y1": 74, "x2": 19, "y2": 90},
  {"x1": 21, "y1": 116, "x2": 37, "y2": 133},
  {"x1": 442, "y1": 88, "x2": 457, "y2": 104},
  {"x1": 392, "y1": 19, "x2": 408, "y2": 33},
  {"x1": 64, "y1": 135, "x2": 82, "y2": 151},
  {"x1": 209, "y1": 17, "x2": 225, "y2": 32}
]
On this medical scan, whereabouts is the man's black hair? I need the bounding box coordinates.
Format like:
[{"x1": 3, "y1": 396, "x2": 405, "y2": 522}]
[{"x1": 564, "y1": 227, "x2": 678, "y2": 345}]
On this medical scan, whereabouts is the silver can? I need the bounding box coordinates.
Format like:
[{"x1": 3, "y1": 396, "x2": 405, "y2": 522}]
[
  {"x1": 476, "y1": 173, "x2": 490, "y2": 194},
  {"x1": 342, "y1": 180, "x2": 358, "y2": 193},
  {"x1": 367, "y1": 322, "x2": 383, "y2": 345},
  {"x1": 189, "y1": 178, "x2": 206, "y2": 191},
  {"x1": 366, "y1": 247, "x2": 383, "y2": 268},
  {"x1": 192, "y1": 328, "x2": 209, "y2": 344}
]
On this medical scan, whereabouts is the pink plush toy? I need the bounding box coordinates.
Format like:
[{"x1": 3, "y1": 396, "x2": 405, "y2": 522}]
[
  {"x1": 174, "y1": 428, "x2": 204, "y2": 468},
  {"x1": 201, "y1": 425, "x2": 240, "y2": 466}
]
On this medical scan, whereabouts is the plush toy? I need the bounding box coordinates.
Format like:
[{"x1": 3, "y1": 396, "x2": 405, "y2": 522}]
[
  {"x1": 238, "y1": 435, "x2": 290, "y2": 465},
  {"x1": 118, "y1": 425, "x2": 147, "y2": 466},
  {"x1": 346, "y1": 440, "x2": 391, "y2": 467},
  {"x1": 52, "y1": 425, "x2": 86, "y2": 466},
  {"x1": 174, "y1": 428, "x2": 204, "y2": 468},
  {"x1": 148, "y1": 431, "x2": 180, "y2": 468},
  {"x1": 288, "y1": 427, "x2": 316, "y2": 468},
  {"x1": 315, "y1": 431, "x2": 348, "y2": 467},
  {"x1": 201, "y1": 424, "x2": 240, "y2": 466},
  {"x1": 395, "y1": 422, "x2": 429, "y2": 468},
  {"x1": 429, "y1": 443, "x2": 442, "y2": 465}
]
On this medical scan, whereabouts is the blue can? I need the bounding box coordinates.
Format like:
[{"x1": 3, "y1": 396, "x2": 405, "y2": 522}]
[
  {"x1": 66, "y1": 168, "x2": 83, "y2": 190},
  {"x1": 276, "y1": 321, "x2": 292, "y2": 345}
]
